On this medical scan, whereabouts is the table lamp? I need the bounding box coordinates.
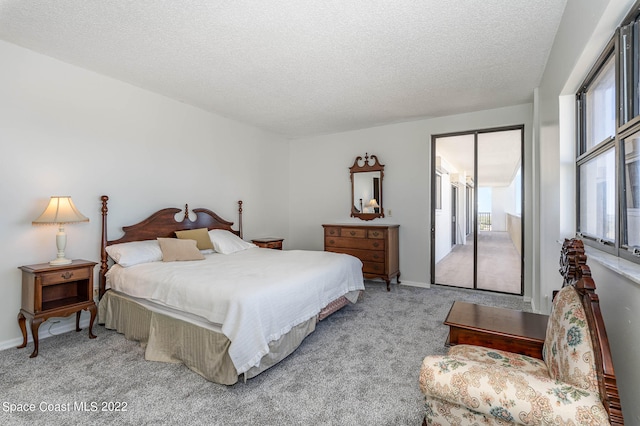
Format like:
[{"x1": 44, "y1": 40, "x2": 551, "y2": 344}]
[
  {"x1": 367, "y1": 198, "x2": 380, "y2": 213},
  {"x1": 32, "y1": 196, "x2": 89, "y2": 265}
]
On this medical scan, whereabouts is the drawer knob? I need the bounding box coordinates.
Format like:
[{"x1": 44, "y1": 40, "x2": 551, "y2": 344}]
[
  {"x1": 372, "y1": 231, "x2": 379, "y2": 236},
  {"x1": 373, "y1": 242, "x2": 379, "y2": 247},
  {"x1": 329, "y1": 240, "x2": 335, "y2": 244},
  {"x1": 61, "y1": 271, "x2": 74, "y2": 280},
  {"x1": 350, "y1": 231, "x2": 356, "y2": 236}
]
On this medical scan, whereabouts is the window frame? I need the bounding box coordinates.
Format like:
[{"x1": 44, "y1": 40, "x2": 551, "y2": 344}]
[{"x1": 576, "y1": 4, "x2": 640, "y2": 265}]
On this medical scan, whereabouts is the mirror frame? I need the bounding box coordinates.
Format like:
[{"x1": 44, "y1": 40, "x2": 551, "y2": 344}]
[{"x1": 350, "y1": 153, "x2": 384, "y2": 220}]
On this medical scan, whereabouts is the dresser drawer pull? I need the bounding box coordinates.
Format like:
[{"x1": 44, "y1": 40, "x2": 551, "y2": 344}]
[
  {"x1": 61, "y1": 271, "x2": 74, "y2": 280},
  {"x1": 373, "y1": 254, "x2": 380, "y2": 259},
  {"x1": 372, "y1": 231, "x2": 379, "y2": 237},
  {"x1": 329, "y1": 239, "x2": 335, "y2": 244},
  {"x1": 329, "y1": 230, "x2": 336, "y2": 235},
  {"x1": 350, "y1": 231, "x2": 356, "y2": 236},
  {"x1": 373, "y1": 242, "x2": 379, "y2": 248}
]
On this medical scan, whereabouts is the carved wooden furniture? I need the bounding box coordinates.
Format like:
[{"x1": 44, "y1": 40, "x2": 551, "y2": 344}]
[
  {"x1": 251, "y1": 237, "x2": 284, "y2": 250},
  {"x1": 323, "y1": 224, "x2": 399, "y2": 291},
  {"x1": 17, "y1": 259, "x2": 97, "y2": 358},
  {"x1": 99, "y1": 196, "x2": 243, "y2": 298},
  {"x1": 98, "y1": 196, "x2": 363, "y2": 385},
  {"x1": 559, "y1": 238, "x2": 589, "y2": 286},
  {"x1": 350, "y1": 153, "x2": 384, "y2": 221},
  {"x1": 444, "y1": 301, "x2": 548, "y2": 359},
  {"x1": 419, "y1": 238, "x2": 623, "y2": 425}
]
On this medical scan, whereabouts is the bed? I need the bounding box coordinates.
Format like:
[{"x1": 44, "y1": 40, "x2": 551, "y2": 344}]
[{"x1": 97, "y1": 196, "x2": 365, "y2": 385}]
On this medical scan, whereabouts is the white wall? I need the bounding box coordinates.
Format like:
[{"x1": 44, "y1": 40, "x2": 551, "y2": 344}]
[
  {"x1": 0, "y1": 40, "x2": 290, "y2": 347},
  {"x1": 536, "y1": 0, "x2": 639, "y2": 422},
  {"x1": 491, "y1": 187, "x2": 508, "y2": 232},
  {"x1": 289, "y1": 103, "x2": 533, "y2": 292}
]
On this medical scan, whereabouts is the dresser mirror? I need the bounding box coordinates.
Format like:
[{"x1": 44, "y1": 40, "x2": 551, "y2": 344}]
[{"x1": 350, "y1": 153, "x2": 384, "y2": 220}]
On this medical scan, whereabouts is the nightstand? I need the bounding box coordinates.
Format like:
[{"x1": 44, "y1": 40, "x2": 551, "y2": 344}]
[
  {"x1": 251, "y1": 237, "x2": 284, "y2": 250},
  {"x1": 17, "y1": 259, "x2": 98, "y2": 358}
]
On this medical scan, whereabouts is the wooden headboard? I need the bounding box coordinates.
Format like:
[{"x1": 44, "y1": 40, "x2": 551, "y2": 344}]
[
  {"x1": 559, "y1": 238, "x2": 623, "y2": 425},
  {"x1": 99, "y1": 195, "x2": 243, "y2": 298}
]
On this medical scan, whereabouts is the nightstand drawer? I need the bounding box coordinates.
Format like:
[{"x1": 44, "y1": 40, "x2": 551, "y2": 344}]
[
  {"x1": 262, "y1": 241, "x2": 282, "y2": 249},
  {"x1": 40, "y1": 267, "x2": 91, "y2": 286},
  {"x1": 251, "y1": 238, "x2": 284, "y2": 250}
]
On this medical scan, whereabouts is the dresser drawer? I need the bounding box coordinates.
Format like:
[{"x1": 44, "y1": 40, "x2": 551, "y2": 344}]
[
  {"x1": 325, "y1": 227, "x2": 367, "y2": 238},
  {"x1": 363, "y1": 261, "x2": 386, "y2": 274},
  {"x1": 40, "y1": 267, "x2": 91, "y2": 286},
  {"x1": 324, "y1": 227, "x2": 342, "y2": 237},
  {"x1": 341, "y1": 228, "x2": 367, "y2": 238},
  {"x1": 325, "y1": 237, "x2": 385, "y2": 250},
  {"x1": 367, "y1": 229, "x2": 386, "y2": 239},
  {"x1": 326, "y1": 247, "x2": 385, "y2": 263}
]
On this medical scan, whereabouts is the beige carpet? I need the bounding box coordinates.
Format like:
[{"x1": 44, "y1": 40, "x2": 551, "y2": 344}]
[
  {"x1": 435, "y1": 231, "x2": 521, "y2": 294},
  {"x1": 0, "y1": 283, "x2": 530, "y2": 426}
]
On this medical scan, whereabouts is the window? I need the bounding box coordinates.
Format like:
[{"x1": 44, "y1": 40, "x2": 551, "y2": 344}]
[
  {"x1": 576, "y1": 1, "x2": 640, "y2": 263},
  {"x1": 623, "y1": 132, "x2": 640, "y2": 248},
  {"x1": 578, "y1": 148, "x2": 615, "y2": 242},
  {"x1": 585, "y1": 55, "x2": 616, "y2": 150}
]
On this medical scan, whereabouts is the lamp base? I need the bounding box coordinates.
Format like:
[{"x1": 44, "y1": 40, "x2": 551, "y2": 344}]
[{"x1": 50, "y1": 257, "x2": 72, "y2": 266}]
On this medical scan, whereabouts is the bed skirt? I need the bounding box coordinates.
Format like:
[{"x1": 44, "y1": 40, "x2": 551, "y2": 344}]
[{"x1": 98, "y1": 290, "x2": 318, "y2": 385}]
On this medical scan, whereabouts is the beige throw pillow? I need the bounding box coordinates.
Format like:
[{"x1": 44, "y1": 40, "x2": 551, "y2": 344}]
[
  {"x1": 157, "y1": 238, "x2": 205, "y2": 262},
  {"x1": 175, "y1": 228, "x2": 214, "y2": 250}
]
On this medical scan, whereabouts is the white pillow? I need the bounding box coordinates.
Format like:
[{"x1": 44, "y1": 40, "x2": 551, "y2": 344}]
[
  {"x1": 208, "y1": 229, "x2": 257, "y2": 254},
  {"x1": 105, "y1": 240, "x2": 163, "y2": 267}
]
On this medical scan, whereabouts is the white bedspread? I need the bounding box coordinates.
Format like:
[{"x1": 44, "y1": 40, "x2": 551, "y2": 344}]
[{"x1": 106, "y1": 248, "x2": 364, "y2": 374}]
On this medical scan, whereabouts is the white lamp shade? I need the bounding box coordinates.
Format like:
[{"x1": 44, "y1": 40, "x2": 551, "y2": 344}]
[
  {"x1": 367, "y1": 199, "x2": 380, "y2": 208},
  {"x1": 32, "y1": 196, "x2": 89, "y2": 266},
  {"x1": 33, "y1": 196, "x2": 89, "y2": 225}
]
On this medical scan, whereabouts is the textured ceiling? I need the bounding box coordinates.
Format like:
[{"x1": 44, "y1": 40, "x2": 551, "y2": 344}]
[{"x1": 0, "y1": 1, "x2": 567, "y2": 138}]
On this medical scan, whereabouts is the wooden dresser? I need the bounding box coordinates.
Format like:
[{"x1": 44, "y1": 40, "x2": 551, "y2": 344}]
[{"x1": 323, "y1": 224, "x2": 400, "y2": 291}]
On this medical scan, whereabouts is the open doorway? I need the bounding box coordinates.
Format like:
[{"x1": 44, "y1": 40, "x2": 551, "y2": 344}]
[{"x1": 430, "y1": 126, "x2": 523, "y2": 295}]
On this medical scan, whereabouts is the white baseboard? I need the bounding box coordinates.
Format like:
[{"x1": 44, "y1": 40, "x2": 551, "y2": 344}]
[
  {"x1": 0, "y1": 314, "x2": 91, "y2": 352},
  {"x1": 398, "y1": 280, "x2": 430, "y2": 289}
]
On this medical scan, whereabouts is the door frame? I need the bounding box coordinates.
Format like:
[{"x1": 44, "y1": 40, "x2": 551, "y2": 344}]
[
  {"x1": 451, "y1": 185, "x2": 458, "y2": 247},
  {"x1": 430, "y1": 124, "x2": 525, "y2": 295}
]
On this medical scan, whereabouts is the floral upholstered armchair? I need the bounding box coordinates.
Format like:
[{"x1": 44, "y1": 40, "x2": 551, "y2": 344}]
[{"x1": 418, "y1": 239, "x2": 623, "y2": 425}]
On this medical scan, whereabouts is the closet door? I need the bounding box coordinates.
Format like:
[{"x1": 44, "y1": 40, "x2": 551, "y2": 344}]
[
  {"x1": 475, "y1": 129, "x2": 523, "y2": 294},
  {"x1": 431, "y1": 126, "x2": 523, "y2": 295},
  {"x1": 432, "y1": 133, "x2": 475, "y2": 289}
]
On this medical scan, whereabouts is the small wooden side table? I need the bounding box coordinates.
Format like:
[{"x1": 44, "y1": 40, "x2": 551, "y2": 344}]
[
  {"x1": 444, "y1": 301, "x2": 549, "y2": 359},
  {"x1": 17, "y1": 259, "x2": 98, "y2": 358},
  {"x1": 251, "y1": 237, "x2": 284, "y2": 250}
]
